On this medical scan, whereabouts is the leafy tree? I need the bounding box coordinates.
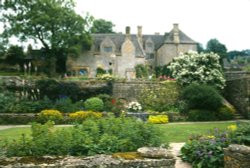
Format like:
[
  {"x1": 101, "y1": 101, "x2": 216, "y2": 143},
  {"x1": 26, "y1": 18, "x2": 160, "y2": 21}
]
[
  {"x1": 4, "y1": 45, "x2": 25, "y2": 66},
  {"x1": 206, "y1": 39, "x2": 227, "y2": 66},
  {"x1": 0, "y1": 0, "x2": 92, "y2": 75},
  {"x1": 90, "y1": 19, "x2": 115, "y2": 33},
  {"x1": 169, "y1": 51, "x2": 225, "y2": 89}
]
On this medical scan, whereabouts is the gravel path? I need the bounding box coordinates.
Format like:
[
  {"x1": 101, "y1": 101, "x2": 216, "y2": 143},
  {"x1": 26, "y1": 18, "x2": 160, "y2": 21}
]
[
  {"x1": 0, "y1": 125, "x2": 30, "y2": 130},
  {"x1": 170, "y1": 143, "x2": 192, "y2": 168}
]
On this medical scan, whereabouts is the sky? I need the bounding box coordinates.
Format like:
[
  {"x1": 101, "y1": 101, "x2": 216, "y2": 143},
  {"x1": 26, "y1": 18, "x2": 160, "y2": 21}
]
[{"x1": 76, "y1": 0, "x2": 250, "y2": 51}]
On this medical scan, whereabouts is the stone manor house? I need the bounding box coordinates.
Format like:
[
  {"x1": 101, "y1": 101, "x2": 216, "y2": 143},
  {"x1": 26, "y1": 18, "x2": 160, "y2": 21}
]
[{"x1": 66, "y1": 23, "x2": 197, "y2": 78}]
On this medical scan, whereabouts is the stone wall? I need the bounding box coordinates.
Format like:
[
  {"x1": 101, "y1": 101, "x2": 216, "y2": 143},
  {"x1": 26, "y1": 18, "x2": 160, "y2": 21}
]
[
  {"x1": 224, "y1": 144, "x2": 250, "y2": 168},
  {"x1": 224, "y1": 77, "x2": 250, "y2": 118},
  {"x1": 0, "y1": 154, "x2": 175, "y2": 168},
  {"x1": 112, "y1": 81, "x2": 161, "y2": 101}
]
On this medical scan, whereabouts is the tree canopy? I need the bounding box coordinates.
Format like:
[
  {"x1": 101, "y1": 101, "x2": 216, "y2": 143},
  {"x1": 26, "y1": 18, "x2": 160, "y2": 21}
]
[
  {"x1": 90, "y1": 19, "x2": 115, "y2": 34},
  {"x1": 0, "y1": 0, "x2": 92, "y2": 74},
  {"x1": 206, "y1": 39, "x2": 227, "y2": 58},
  {"x1": 4, "y1": 45, "x2": 25, "y2": 65}
]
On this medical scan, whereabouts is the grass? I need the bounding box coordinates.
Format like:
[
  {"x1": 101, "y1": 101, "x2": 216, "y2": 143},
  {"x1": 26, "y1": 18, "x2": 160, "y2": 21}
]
[
  {"x1": 157, "y1": 121, "x2": 237, "y2": 142},
  {"x1": 0, "y1": 121, "x2": 237, "y2": 144},
  {"x1": 0, "y1": 127, "x2": 31, "y2": 142}
]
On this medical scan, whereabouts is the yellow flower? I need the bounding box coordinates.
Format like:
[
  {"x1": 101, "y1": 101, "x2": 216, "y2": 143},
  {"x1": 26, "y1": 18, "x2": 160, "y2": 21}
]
[
  {"x1": 227, "y1": 125, "x2": 237, "y2": 131},
  {"x1": 69, "y1": 111, "x2": 102, "y2": 122},
  {"x1": 148, "y1": 115, "x2": 168, "y2": 124},
  {"x1": 207, "y1": 135, "x2": 215, "y2": 139}
]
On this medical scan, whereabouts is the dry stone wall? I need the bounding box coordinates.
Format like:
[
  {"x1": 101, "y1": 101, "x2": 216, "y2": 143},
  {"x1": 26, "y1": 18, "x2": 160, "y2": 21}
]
[
  {"x1": 224, "y1": 144, "x2": 250, "y2": 168},
  {"x1": 112, "y1": 81, "x2": 161, "y2": 101},
  {"x1": 0, "y1": 154, "x2": 175, "y2": 168},
  {"x1": 224, "y1": 77, "x2": 250, "y2": 118}
]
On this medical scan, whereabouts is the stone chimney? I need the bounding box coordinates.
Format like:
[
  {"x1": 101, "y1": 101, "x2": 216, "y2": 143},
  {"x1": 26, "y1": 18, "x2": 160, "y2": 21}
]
[
  {"x1": 137, "y1": 26, "x2": 143, "y2": 45},
  {"x1": 125, "y1": 26, "x2": 130, "y2": 38},
  {"x1": 173, "y1": 23, "x2": 180, "y2": 44}
]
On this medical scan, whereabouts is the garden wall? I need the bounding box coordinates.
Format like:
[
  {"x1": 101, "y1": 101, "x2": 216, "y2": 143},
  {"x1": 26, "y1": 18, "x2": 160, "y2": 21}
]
[
  {"x1": 224, "y1": 144, "x2": 250, "y2": 168},
  {"x1": 0, "y1": 155, "x2": 175, "y2": 168},
  {"x1": 224, "y1": 77, "x2": 250, "y2": 118},
  {"x1": 112, "y1": 81, "x2": 161, "y2": 101}
]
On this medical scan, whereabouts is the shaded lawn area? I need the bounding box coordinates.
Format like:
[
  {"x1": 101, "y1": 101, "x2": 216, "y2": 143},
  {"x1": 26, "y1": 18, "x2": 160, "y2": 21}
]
[
  {"x1": 0, "y1": 121, "x2": 237, "y2": 145},
  {"x1": 157, "y1": 121, "x2": 237, "y2": 143}
]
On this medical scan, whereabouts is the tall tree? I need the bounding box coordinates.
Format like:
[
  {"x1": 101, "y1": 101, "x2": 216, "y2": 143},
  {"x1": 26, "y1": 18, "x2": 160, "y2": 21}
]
[
  {"x1": 206, "y1": 38, "x2": 227, "y2": 67},
  {"x1": 90, "y1": 19, "x2": 115, "y2": 33},
  {"x1": 0, "y1": 0, "x2": 92, "y2": 75}
]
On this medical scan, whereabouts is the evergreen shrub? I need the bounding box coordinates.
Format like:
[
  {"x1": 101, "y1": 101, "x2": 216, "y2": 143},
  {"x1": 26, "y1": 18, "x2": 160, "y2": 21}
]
[
  {"x1": 84, "y1": 97, "x2": 104, "y2": 112},
  {"x1": 181, "y1": 84, "x2": 223, "y2": 111}
]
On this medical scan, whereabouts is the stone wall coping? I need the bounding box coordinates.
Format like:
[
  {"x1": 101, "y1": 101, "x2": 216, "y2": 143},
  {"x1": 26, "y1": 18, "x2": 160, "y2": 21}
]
[
  {"x1": 0, "y1": 154, "x2": 176, "y2": 168},
  {"x1": 227, "y1": 144, "x2": 250, "y2": 154}
]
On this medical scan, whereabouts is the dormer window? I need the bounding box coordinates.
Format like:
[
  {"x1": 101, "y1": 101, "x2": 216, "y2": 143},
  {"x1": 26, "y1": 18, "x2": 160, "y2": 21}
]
[
  {"x1": 104, "y1": 46, "x2": 112, "y2": 52},
  {"x1": 146, "y1": 42, "x2": 153, "y2": 48}
]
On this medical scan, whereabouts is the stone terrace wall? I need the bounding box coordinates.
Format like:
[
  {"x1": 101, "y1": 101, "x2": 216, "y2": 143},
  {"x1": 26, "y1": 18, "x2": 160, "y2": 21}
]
[
  {"x1": 0, "y1": 155, "x2": 175, "y2": 168},
  {"x1": 224, "y1": 77, "x2": 250, "y2": 118},
  {"x1": 224, "y1": 144, "x2": 250, "y2": 168},
  {"x1": 112, "y1": 81, "x2": 161, "y2": 101}
]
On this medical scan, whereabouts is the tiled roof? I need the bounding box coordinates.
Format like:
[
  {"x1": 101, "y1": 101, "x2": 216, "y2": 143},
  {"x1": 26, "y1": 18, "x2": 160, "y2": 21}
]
[
  {"x1": 164, "y1": 29, "x2": 197, "y2": 44},
  {"x1": 91, "y1": 28, "x2": 196, "y2": 56}
]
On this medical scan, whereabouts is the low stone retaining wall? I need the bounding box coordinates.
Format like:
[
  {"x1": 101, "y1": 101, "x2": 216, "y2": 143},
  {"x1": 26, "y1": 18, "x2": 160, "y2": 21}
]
[
  {"x1": 0, "y1": 154, "x2": 175, "y2": 168},
  {"x1": 224, "y1": 144, "x2": 250, "y2": 168}
]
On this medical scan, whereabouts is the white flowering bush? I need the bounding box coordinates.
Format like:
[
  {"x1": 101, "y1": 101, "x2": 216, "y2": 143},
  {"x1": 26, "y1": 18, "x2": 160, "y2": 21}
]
[
  {"x1": 169, "y1": 51, "x2": 225, "y2": 89},
  {"x1": 126, "y1": 101, "x2": 142, "y2": 112}
]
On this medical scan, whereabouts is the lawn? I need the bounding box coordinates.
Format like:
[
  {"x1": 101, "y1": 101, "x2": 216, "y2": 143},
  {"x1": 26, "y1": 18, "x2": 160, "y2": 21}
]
[
  {"x1": 0, "y1": 121, "x2": 237, "y2": 144},
  {"x1": 0, "y1": 127, "x2": 31, "y2": 142},
  {"x1": 158, "y1": 121, "x2": 237, "y2": 142}
]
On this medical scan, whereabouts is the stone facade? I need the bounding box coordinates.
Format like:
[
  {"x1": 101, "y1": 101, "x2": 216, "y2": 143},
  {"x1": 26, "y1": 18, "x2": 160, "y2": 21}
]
[
  {"x1": 224, "y1": 144, "x2": 250, "y2": 168},
  {"x1": 67, "y1": 24, "x2": 197, "y2": 78}
]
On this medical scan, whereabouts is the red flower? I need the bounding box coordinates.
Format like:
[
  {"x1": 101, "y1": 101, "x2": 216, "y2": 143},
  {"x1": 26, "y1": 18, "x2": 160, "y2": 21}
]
[{"x1": 111, "y1": 99, "x2": 116, "y2": 105}]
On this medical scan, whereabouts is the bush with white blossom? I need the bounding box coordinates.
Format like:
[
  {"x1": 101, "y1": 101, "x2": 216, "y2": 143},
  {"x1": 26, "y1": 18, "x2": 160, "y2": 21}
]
[
  {"x1": 169, "y1": 51, "x2": 225, "y2": 89},
  {"x1": 126, "y1": 101, "x2": 142, "y2": 112}
]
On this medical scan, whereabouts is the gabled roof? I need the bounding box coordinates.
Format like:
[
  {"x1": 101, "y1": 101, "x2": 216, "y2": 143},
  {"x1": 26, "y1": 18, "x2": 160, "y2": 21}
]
[
  {"x1": 164, "y1": 29, "x2": 197, "y2": 44},
  {"x1": 92, "y1": 34, "x2": 145, "y2": 57},
  {"x1": 91, "y1": 26, "x2": 197, "y2": 56}
]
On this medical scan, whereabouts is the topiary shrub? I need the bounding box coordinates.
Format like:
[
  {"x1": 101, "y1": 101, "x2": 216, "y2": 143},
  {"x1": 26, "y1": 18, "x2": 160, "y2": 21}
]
[
  {"x1": 181, "y1": 84, "x2": 223, "y2": 111},
  {"x1": 84, "y1": 97, "x2": 104, "y2": 112}
]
